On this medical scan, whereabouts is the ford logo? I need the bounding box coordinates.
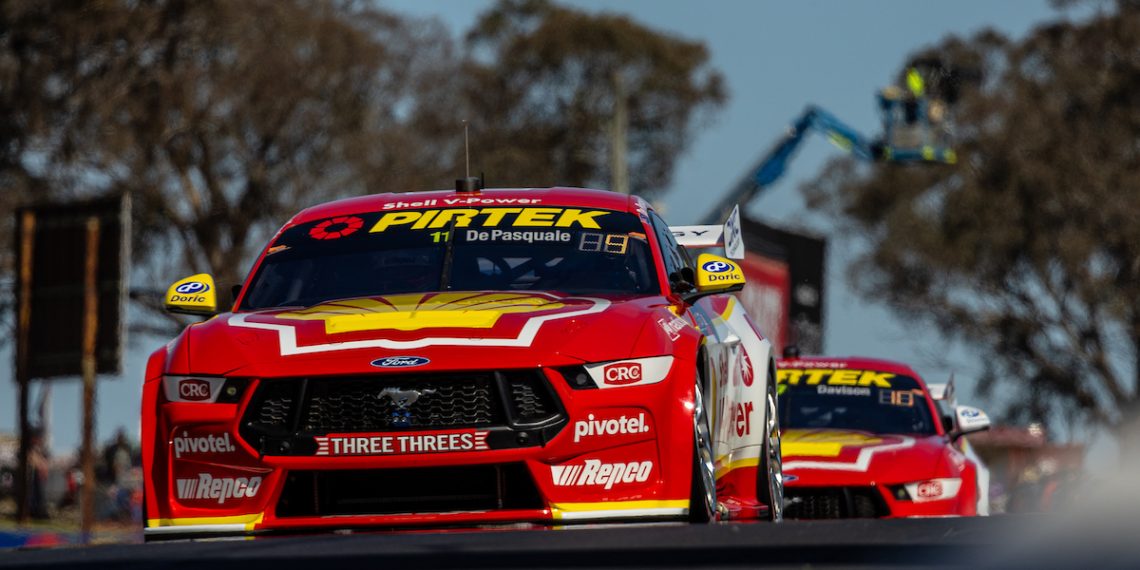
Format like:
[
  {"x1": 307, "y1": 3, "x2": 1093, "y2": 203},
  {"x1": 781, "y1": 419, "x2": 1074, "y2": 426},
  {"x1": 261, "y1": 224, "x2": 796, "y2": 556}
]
[
  {"x1": 371, "y1": 356, "x2": 430, "y2": 368},
  {"x1": 701, "y1": 260, "x2": 732, "y2": 273},
  {"x1": 175, "y1": 281, "x2": 210, "y2": 294}
]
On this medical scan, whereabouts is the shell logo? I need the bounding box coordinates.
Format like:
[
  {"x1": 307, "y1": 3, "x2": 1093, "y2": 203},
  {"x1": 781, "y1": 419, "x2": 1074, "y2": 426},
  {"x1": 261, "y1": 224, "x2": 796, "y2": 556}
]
[
  {"x1": 781, "y1": 430, "x2": 884, "y2": 458},
  {"x1": 277, "y1": 292, "x2": 570, "y2": 334}
]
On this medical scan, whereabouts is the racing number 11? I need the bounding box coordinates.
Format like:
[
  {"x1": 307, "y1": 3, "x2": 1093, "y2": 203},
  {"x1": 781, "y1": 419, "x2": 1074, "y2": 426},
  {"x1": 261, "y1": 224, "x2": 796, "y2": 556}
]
[{"x1": 430, "y1": 231, "x2": 450, "y2": 243}]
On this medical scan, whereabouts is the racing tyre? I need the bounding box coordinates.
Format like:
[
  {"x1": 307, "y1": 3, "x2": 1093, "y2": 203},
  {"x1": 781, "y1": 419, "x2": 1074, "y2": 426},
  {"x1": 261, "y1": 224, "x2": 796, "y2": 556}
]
[
  {"x1": 689, "y1": 371, "x2": 717, "y2": 523},
  {"x1": 757, "y1": 366, "x2": 784, "y2": 522}
]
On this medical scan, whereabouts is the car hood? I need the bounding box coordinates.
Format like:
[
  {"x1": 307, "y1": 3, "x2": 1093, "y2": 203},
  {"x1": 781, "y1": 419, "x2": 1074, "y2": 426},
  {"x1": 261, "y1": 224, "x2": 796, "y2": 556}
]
[
  {"x1": 175, "y1": 291, "x2": 684, "y2": 377},
  {"x1": 781, "y1": 428, "x2": 950, "y2": 485}
]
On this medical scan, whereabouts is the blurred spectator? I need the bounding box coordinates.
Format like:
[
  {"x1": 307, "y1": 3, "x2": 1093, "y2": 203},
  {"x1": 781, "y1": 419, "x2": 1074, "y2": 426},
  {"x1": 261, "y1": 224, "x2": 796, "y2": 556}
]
[
  {"x1": 28, "y1": 427, "x2": 50, "y2": 520},
  {"x1": 98, "y1": 430, "x2": 139, "y2": 522}
]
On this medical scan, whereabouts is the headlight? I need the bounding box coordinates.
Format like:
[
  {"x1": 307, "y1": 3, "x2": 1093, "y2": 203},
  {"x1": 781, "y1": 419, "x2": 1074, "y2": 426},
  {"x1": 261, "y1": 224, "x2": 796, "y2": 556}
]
[
  {"x1": 895, "y1": 477, "x2": 962, "y2": 502},
  {"x1": 162, "y1": 375, "x2": 247, "y2": 403}
]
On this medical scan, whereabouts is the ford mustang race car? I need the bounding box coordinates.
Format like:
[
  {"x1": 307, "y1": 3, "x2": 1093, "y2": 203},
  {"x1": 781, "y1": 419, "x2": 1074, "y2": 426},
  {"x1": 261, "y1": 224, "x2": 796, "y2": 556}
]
[
  {"x1": 142, "y1": 184, "x2": 783, "y2": 538},
  {"x1": 776, "y1": 356, "x2": 991, "y2": 518}
]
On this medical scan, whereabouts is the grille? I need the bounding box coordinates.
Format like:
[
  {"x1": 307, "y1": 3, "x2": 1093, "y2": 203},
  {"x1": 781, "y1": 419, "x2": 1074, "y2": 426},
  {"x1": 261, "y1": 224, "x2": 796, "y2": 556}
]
[
  {"x1": 276, "y1": 463, "x2": 543, "y2": 518},
  {"x1": 302, "y1": 375, "x2": 498, "y2": 432},
  {"x1": 240, "y1": 370, "x2": 561, "y2": 445},
  {"x1": 507, "y1": 376, "x2": 556, "y2": 423},
  {"x1": 253, "y1": 380, "x2": 296, "y2": 427},
  {"x1": 784, "y1": 487, "x2": 889, "y2": 519}
]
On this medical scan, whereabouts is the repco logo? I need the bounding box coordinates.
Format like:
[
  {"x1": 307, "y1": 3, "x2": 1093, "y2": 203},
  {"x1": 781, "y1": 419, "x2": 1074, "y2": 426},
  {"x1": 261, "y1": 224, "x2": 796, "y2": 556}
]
[
  {"x1": 178, "y1": 379, "x2": 212, "y2": 401},
  {"x1": 551, "y1": 459, "x2": 653, "y2": 489},
  {"x1": 602, "y1": 363, "x2": 642, "y2": 386}
]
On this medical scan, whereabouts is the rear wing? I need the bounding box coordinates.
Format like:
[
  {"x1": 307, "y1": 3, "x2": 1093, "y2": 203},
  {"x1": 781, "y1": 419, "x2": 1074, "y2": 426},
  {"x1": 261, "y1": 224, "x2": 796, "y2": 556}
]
[{"x1": 670, "y1": 204, "x2": 744, "y2": 260}]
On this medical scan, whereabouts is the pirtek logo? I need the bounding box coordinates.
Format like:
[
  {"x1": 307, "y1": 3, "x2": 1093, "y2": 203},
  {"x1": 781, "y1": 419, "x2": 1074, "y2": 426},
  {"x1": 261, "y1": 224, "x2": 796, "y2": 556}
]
[
  {"x1": 178, "y1": 379, "x2": 211, "y2": 401},
  {"x1": 602, "y1": 363, "x2": 642, "y2": 386},
  {"x1": 550, "y1": 460, "x2": 653, "y2": 489},
  {"x1": 175, "y1": 474, "x2": 262, "y2": 504},
  {"x1": 173, "y1": 432, "x2": 236, "y2": 458},
  {"x1": 573, "y1": 413, "x2": 649, "y2": 443}
]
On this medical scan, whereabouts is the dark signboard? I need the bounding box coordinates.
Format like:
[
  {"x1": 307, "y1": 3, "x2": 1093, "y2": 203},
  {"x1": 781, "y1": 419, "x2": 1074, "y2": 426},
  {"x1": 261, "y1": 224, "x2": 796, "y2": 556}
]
[
  {"x1": 736, "y1": 216, "x2": 826, "y2": 355},
  {"x1": 14, "y1": 195, "x2": 130, "y2": 378}
]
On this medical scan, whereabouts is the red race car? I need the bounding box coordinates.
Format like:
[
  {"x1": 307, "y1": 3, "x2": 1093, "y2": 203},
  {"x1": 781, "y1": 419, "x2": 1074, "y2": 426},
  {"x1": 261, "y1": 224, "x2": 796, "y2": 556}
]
[
  {"x1": 776, "y1": 356, "x2": 991, "y2": 518},
  {"x1": 142, "y1": 185, "x2": 783, "y2": 539}
]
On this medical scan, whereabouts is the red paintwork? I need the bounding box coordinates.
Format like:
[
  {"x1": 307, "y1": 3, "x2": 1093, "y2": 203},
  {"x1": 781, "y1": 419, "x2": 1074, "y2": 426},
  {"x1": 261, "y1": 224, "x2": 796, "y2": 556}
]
[
  {"x1": 142, "y1": 187, "x2": 775, "y2": 535},
  {"x1": 777, "y1": 356, "x2": 980, "y2": 518}
]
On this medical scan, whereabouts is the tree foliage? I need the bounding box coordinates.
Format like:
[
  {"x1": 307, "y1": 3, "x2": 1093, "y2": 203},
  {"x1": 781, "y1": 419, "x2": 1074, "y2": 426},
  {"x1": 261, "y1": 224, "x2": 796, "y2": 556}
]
[
  {"x1": 461, "y1": 0, "x2": 726, "y2": 198},
  {"x1": 0, "y1": 0, "x2": 725, "y2": 336},
  {"x1": 803, "y1": 2, "x2": 1140, "y2": 436}
]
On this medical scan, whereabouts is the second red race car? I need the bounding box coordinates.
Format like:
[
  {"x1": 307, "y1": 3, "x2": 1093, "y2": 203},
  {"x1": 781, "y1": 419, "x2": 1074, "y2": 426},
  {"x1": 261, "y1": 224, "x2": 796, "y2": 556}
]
[
  {"x1": 141, "y1": 184, "x2": 783, "y2": 539},
  {"x1": 776, "y1": 356, "x2": 991, "y2": 518}
]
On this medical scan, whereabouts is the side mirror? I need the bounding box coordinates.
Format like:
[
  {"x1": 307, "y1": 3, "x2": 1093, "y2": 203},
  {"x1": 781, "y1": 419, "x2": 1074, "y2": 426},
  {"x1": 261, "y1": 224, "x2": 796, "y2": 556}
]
[
  {"x1": 164, "y1": 274, "x2": 218, "y2": 316},
  {"x1": 952, "y1": 405, "x2": 991, "y2": 440},
  {"x1": 682, "y1": 254, "x2": 745, "y2": 303}
]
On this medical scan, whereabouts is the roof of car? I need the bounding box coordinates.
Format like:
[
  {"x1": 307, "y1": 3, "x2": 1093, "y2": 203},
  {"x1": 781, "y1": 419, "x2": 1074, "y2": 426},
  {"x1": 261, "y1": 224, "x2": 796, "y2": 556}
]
[
  {"x1": 776, "y1": 356, "x2": 926, "y2": 384},
  {"x1": 289, "y1": 187, "x2": 641, "y2": 226}
]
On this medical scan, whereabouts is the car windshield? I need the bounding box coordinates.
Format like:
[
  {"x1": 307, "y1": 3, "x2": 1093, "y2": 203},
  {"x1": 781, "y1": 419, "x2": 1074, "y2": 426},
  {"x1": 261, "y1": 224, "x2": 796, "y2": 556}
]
[
  {"x1": 240, "y1": 206, "x2": 659, "y2": 310},
  {"x1": 777, "y1": 367, "x2": 937, "y2": 435}
]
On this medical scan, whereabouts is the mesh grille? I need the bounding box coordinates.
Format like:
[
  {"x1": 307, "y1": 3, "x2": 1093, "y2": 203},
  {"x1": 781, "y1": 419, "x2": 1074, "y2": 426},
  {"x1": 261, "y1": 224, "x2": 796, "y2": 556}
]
[
  {"x1": 507, "y1": 376, "x2": 556, "y2": 423},
  {"x1": 784, "y1": 487, "x2": 889, "y2": 519},
  {"x1": 254, "y1": 381, "x2": 295, "y2": 427},
  {"x1": 240, "y1": 370, "x2": 561, "y2": 442},
  {"x1": 302, "y1": 375, "x2": 498, "y2": 432}
]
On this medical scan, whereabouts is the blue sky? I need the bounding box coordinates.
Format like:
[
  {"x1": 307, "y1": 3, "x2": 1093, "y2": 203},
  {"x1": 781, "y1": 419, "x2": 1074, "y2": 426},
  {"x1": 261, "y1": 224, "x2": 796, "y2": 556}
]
[{"x1": 2, "y1": 1, "x2": 1096, "y2": 456}]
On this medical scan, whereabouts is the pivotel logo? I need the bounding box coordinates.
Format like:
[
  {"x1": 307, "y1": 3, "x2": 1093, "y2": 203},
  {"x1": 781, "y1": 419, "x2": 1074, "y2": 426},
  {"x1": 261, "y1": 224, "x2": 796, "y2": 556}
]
[
  {"x1": 173, "y1": 431, "x2": 236, "y2": 458},
  {"x1": 371, "y1": 356, "x2": 430, "y2": 368},
  {"x1": 702, "y1": 260, "x2": 732, "y2": 273},
  {"x1": 176, "y1": 473, "x2": 262, "y2": 504},
  {"x1": 174, "y1": 281, "x2": 210, "y2": 294},
  {"x1": 602, "y1": 362, "x2": 642, "y2": 386},
  {"x1": 551, "y1": 459, "x2": 653, "y2": 489},
  {"x1": 178, "y1": 379, "x2": 212, "y2": 401},
  {"x1": 573, "y1": 412, "x2": 650, "y2": 442}
]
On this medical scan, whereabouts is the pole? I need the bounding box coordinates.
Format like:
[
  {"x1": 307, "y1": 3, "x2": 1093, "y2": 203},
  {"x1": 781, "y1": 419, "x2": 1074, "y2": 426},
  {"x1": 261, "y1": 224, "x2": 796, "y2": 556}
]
[
  {"x1": 14, "y1": 211, "x2": 35, "y2": 523},
  {"x1": 610, "y1": 71, "x2": 630, "y2": 195},
  {"x1": 79, "y1": 217, "x2": 100, "y2": 543}
]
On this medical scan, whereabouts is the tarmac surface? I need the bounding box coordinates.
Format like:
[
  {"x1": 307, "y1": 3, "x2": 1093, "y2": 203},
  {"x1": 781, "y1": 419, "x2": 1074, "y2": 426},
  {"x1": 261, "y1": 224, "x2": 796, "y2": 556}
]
[{"x1": 1, "y1": 515, "x2": 1135, "y2": 570}]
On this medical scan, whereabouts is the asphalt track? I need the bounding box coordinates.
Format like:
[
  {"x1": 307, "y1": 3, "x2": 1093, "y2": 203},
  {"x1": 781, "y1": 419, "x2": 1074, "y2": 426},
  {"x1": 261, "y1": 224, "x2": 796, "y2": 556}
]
[{"x1": 1, "y1": 516, "x2": 1136, "y2": 570}]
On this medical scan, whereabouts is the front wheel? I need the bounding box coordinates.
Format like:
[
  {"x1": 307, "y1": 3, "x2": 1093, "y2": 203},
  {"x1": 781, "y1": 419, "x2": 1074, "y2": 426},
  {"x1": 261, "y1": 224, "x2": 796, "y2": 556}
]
[
  {"x1": 689, "y1": 372, "x2": 717, "y2": 523},
  {"x1": 757, "y1": 367, "x2": 784, "y2": 521}
]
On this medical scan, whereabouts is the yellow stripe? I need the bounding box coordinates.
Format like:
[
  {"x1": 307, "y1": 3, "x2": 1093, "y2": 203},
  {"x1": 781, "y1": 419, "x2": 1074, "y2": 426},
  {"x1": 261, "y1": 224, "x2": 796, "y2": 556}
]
[
  {"x1": 550, "y1": 499, "x2": 689, "y2": 519},
  {"x1": 147, "y1": 512, "x2": 264, "y2": 530},
  {"x1": 718, "y1": 297, "x2": 736, "y2": 320},
  {"x1": 715, "y1": 457, "x2": 759, "y2": 478}
]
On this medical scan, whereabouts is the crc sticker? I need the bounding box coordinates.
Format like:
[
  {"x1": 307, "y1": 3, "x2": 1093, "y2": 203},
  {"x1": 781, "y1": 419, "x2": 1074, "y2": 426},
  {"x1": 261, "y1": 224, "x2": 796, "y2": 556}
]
[
  {"x1": 550, "y1": 459, "x2": 653, "y2": 489},
  {"x1": 314, "y1": 430, "x2": 489, "y2": 456},
  {"x1": 174, "y1": 281, "x2": 210, "y2": 295},
  {"x1": 163, "y1": 376, "x2": 225, "y2": 403},
  {"x1": 584, "y1": 356, "x2": 673, "y2": 389},
  {"x1": 601, "y1": 362, "x2": 642, "y2": 386},
  {"x1": 309, "y1": 215, "x2": 364, "y2": 240}
]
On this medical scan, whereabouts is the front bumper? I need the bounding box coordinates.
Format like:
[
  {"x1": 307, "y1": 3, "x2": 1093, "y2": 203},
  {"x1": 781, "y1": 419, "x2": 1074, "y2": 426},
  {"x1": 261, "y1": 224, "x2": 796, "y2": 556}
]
[
  {"x1": 143, "y1": 365, "x2": 697, "y2": 536},
  {"x1": 784, "y1": 481, "x2": 971, "y2": 522}
]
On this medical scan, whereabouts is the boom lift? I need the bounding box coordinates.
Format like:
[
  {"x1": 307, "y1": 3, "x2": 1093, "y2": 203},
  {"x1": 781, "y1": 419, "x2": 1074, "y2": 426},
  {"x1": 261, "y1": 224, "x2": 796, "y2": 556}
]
[{"x1": 701, "y1": 67, "x2": 957, "y2": 224}]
